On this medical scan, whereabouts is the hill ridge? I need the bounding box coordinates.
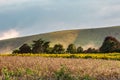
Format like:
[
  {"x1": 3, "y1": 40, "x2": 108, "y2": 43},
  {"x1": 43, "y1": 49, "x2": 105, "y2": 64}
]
[{"x1": 0, "y1": 26, "x2": 120, "y2": 54}]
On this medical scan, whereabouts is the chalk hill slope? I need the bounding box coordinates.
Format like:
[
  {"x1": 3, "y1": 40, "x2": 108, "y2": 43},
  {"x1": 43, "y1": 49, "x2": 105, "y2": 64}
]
[{"x1": 0, "y1": 26, "x2": 120, "y2": 53}]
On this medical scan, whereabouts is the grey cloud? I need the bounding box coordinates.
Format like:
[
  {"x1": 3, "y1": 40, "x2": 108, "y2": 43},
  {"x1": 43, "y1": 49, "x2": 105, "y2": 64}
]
[{"x1": 0, "y1": 0, "x2": 120, "y2": 36}]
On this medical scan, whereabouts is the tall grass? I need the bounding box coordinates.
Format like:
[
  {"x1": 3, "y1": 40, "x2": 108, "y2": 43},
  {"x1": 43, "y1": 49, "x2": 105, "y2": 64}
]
[{"x1": 0, "y1": 56, "x2": 120, "y2": 80}]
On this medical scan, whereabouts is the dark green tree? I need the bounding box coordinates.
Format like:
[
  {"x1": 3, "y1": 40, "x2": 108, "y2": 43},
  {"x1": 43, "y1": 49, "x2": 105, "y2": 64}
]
[
  {"x1": 43, "y1": 41, "x2": 50, "y2": 53},
  {"x1": 77, "y1": 46, "x2": 83, "y2": 53},
  {"x1": 85, "y1": 48, "x2": 98, "y2": 53},
  {"x1": 66, "y1": 44, "x2": 77, "y2": 53},
  {"x1": 46, "y1": 47, "x2": 53, "y2": 53},
  {"x1": 19, "y1": 44, "x2": 31, "y2": 53},
  {"x1": 100, "y1": 36, "x2": 120, "y2": 53},
  {"x1": 52, "y1": 44, "x2": 65, "y2": 54},
  {"x1": 32, "y1": 39, "x2": 45, "y2": 53},
  {"x1": 12, "y1": 49, "x2": 20, "y2": 54}
]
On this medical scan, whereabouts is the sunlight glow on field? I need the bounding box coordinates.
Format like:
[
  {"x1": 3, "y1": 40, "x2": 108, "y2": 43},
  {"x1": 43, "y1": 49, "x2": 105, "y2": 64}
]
[{"x1": 1, "y1": 53, "x2": 120, "y2": 60}]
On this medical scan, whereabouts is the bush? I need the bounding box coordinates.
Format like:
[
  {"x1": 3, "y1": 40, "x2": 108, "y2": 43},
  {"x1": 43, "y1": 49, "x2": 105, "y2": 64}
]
[
  {"x1": 54, "y1": 65, "x2": 74, "y2": 80},
  {"x1": 84, "y1": 56, "x2": 92, "y2": 59}
]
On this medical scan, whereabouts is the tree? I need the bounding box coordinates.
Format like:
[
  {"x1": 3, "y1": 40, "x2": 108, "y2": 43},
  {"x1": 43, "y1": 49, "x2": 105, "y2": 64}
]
[
  {"x1": 19, "y1": 44, "x2": 31, "y2": 53},
  {"x1": 32, "y1": 39, "x2": 45, "y2": 53},
  {"x1": 32, "y1": 39, "x2": 50, "y2": 53},
  {"x1": 66, "y1": 44, "x2": 77, "y2": 53},
  {"x1": 32, "y1": 39, "x2": 46, "y2": 53},
  {"x1": 100, "y1": 36, "x2": 120, "y2": 53},
  {"x1": 52, "y1": 44, "x2": 65, "y2": 54},
  {"x1": 85, "y1": 48, "x2": 98, "y2": 53},
  {"x1": 46, "y1": 47, "x2": 53, "y2": 53},
  {"x1": 12, "y1": 50, "x2": 20, "y2": 54},
  {"x1": 43, "y1": 41, "x2": 50, "y2": 53},
  {"x1": 77, "y1": 46, "x2": 83, "y2": 53}
]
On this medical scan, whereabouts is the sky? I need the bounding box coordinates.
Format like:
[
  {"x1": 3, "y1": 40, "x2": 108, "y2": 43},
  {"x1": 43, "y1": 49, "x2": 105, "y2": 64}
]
[{"x1": 0, "y1": 0, "x2": 120, "y2": 40}]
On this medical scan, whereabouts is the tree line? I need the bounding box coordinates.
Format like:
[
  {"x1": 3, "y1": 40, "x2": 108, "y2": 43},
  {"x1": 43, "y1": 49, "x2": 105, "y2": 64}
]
[{"x1": 13, "y1": 36, "x2": 120, "y2": 54}]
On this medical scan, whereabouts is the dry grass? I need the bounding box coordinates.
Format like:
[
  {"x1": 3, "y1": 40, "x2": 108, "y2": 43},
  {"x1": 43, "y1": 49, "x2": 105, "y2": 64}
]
[{"x1": 0, "y1": 56, "x2": 120, "y2": 80}]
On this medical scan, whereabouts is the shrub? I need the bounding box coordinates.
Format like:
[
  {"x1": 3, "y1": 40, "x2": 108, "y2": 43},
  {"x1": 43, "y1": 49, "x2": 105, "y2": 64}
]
[{"x1": 54, "y1": 65, "x2": 74, "y2": 80}]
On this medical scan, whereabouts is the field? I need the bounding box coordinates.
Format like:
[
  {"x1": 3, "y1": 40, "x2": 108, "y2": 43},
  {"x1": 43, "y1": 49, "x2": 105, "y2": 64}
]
[
  {"x1": 0, "y1": 53, "x2": 120, "y2": 80},
  {"x1": 1, "y1": 53, "x2": 120, "y2": 60}
]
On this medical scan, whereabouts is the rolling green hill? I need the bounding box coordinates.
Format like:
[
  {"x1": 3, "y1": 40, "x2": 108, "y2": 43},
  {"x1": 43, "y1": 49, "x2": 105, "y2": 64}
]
[{"x1": 0, "y1": 26, "x2": 120, "y2": 54}]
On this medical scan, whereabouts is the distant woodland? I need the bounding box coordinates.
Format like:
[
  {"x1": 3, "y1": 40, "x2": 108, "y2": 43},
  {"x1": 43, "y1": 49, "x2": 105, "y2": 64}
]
[{"x1": 13, "y1": 36, "x2": 120, "y2": 54}]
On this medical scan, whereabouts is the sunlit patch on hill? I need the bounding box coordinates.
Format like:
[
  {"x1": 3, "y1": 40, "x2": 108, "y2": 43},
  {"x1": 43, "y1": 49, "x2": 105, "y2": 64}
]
[{"x1": 0, "y1": 26, "x2": 120, "y2": 54}]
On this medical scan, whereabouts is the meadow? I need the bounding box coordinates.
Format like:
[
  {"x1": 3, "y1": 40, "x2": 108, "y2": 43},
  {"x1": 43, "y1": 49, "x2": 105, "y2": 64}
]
[{"x1": 0, "y1": 53, "x2": 120, "y2": 80}]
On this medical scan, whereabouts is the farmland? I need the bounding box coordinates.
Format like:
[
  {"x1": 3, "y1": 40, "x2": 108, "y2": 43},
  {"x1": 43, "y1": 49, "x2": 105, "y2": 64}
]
[
  {"x1": 0, "y1": 53, "x2": 120, "y2": 80},
  {"x1": 1, "y1": 53, "x2": 120, "y2": 60}
]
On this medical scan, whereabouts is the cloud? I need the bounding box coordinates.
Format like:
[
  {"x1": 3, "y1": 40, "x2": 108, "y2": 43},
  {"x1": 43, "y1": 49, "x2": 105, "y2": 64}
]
[
  {"x1": 0, "y1": 0, "x2": 51, "y2": 6},
  {"x1": 0, "y1": 0, "x2": 120, "y2": 36},
  {"x1": 0, "y1": 0, "x2": 29, "y2": 5},
  {"x1": 98, "y1": 4, "x2": 120, "y2": 17},
  {"x1": 0, "y1": 29, "x2": 19, "y2": 40}
]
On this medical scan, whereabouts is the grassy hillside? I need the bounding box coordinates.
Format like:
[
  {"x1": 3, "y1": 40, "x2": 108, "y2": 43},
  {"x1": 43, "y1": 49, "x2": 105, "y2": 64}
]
[{"x1": 0, "y1": 26, "x2": 120, "y2": 53}]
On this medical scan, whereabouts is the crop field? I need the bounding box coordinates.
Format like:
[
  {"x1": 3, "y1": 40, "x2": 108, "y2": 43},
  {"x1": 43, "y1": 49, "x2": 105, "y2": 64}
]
[
  {"x1": 1, "y1": 53, "x2": 120, "y2": 60},
  {"x1": 0, "y1": 53, "x2": 120, "y2": 80}
]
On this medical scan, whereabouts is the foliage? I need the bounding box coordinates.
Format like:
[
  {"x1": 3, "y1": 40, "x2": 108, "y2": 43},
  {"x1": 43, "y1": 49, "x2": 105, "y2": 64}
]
[
  {"x1": 77, "y1": 46, "x2": 84, "y2": 53},
  {"x1": 80, "y1": 75, "x2": 96, "y2": 80},
  {"x1": 100, "y1": 36, "x2": 120, "y2": 53},
  {"x1": 54, "y1": 65, "x2": 74, "y2": 80},
  {"x1": 46, "y1": 47, "x2": 53, "y2": 53},
  {"x1": 32, "y1": 39, "x2": 50, "y2": 53},
  {"x1": 12, "y1": 36, "x2": 120, "y2": 54},
  {"x1": 2, "y1": 67, "x2": 13, "y2": 80},
  {"x1": 52, "y1": 44, "x2": 65, "y2": 54},
  {"x1": 85, "y1": 48, "x2": 98, "y2": 53},
  {"x1": 19, "y1": 44, "x2": 31, "y2": 53},
  {"x1": 1, "y1": 66, "x2": 95, "y2": 80},
  {"x1": 67, "y1": 44, "x2": 77, "y2": 53},
  {"x1": 12, "y1": 50, "x2": 20, "y2": 54},
  {"x1": 12, "y1": 44, "x2": 31, "y2": 54},
  {"x1": 43, "y1": 41, "x2": 51, "y2": 53}
]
